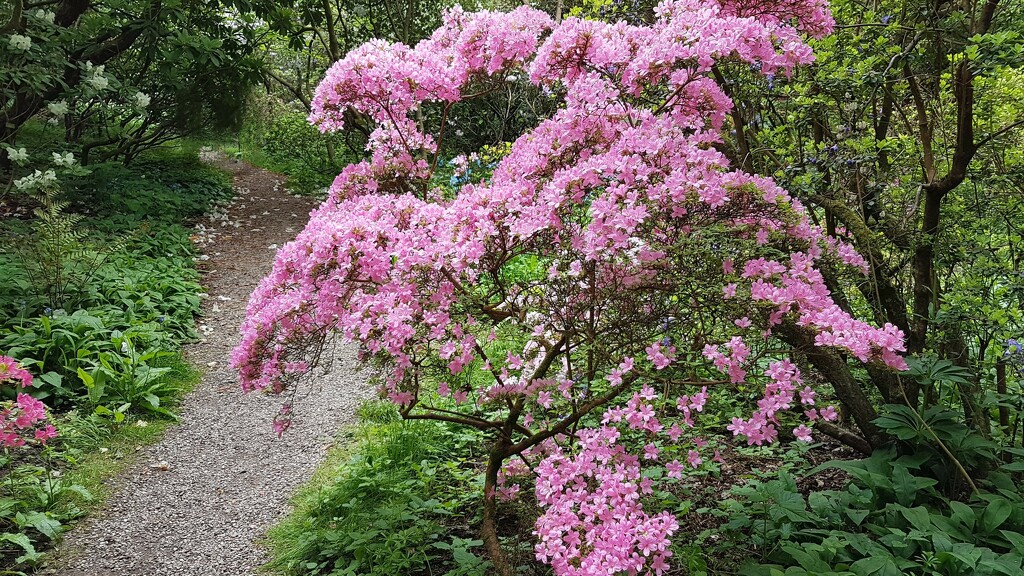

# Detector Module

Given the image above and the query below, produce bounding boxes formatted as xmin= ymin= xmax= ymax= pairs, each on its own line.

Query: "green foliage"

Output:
xmin=873 ymin=404 xmax=1000 ymax=488
xmin=0 ymin=250 xmax=200 ymax=414
xmin=266 ymin=402 xmax=491 ymax=576
xmin=1 ymin=151 xmax=227 ymax=414
xmin=0 ymin=147 xmax=219 ymax=571
xmin=66 ymin=153 xmax=233 ymax=229
xmin=0 ymin=0 xmax=268 ymax=161
xmin=240 ymin=106 xmax=355 ymax=195
xmin=0 ymin=449 xmax=93 ymax=568
xmin=707 ymin=448 xmax=1024 ymax=576
xmin=15 ymin=184 xmax=113 ymax=311
xmin=74 ymin=338 xmax=184 ymax=420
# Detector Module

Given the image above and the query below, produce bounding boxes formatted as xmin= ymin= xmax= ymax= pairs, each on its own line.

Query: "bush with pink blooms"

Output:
xmin=0 ymin=357 xmax=57 ymax=449
xmin=0 ymin=356 xmax=67 ymax=566
xmin=233 ymin=1 xmax=910 ymax=574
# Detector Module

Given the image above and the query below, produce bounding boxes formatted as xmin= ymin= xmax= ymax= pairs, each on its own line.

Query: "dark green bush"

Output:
xmin=708 ymin=446 xmax=1024 ymax=576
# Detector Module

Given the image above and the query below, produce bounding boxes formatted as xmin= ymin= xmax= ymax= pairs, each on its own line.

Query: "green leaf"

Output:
xmin=891 ymin=466 xmax=915 ymax=506
xmin=983 ymin=499 xmax=1014 ymax=533
xmin=76 ymin=367 xmax=93 ymax=387
xmin=808 ymin=492 xmax=832 ymax=516
xmin=898 ymin=506 xmax=931 ymax=532
xmin=38 ymin=371 xmax=63 ymax=389
xmin=980 ymin=557 xmax=1023 ymax=576
xmin=998 ymin=461 xmax=1024 ymax=472
xmin=846 ymin=508 xmax=870 ymax=525
xmin=781 ymin=544 xmax=831 ymax=572
xmin=15 ymin=511 xmax=61 ymax=539
xmin=1002 ymin=531 xmax=1024 ymax=556
xmin=851 ymin=555 xmax=901 ymax=576
xmin=949 ymin=501 xmax=976 ymax=530
xmin=0 ymin=532 xmax=41 ymax=564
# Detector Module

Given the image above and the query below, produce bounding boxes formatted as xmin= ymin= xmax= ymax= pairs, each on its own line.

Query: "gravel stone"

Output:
xmin=44 ymin=158 xmax=371 ymax=575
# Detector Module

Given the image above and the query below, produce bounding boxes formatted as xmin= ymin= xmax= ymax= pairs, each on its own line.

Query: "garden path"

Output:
xmin=43 ymin=157 xmax=371 ymax=575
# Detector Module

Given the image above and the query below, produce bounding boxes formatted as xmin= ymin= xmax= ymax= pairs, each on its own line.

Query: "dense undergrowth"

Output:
xmin=270 ymin=399 xmax=1024 ymax=576
xmin=234 ymin=97 xmax=360 ymax=196
xmin=266 ymin=400 xmax=501 ymax=576
xmin=0 ymin=148 xmax=231 ymax=570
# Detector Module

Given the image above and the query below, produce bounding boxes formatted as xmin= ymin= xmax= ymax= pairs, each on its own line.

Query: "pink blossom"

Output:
xmin=820 ymin=405 xmax=839 ymax=421
xmin=537 ymin=390 xmax=553 ymax=408
xmin=226 ymin=3 xmax=909 ymax=575
xmin=666 ymin=460 xmax=684 ymax=479
xmin=686 ymin=450 xmax=702 ymax=468
xmin=644 ymin=443 xmax=660 ymax=460
xmin=799 ymin=386 xmax=816 ymax=405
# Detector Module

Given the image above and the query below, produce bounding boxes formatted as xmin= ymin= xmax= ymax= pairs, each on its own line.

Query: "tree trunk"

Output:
xmin=776 ymin=322 xmax=886 ymax=449
xmin=481 ymin=441 xmax=512 ymax=576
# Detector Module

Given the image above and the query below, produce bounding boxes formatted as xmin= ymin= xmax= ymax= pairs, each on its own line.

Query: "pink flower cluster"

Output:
xmin=535 ymin=426 xmax=678 ymax=576
xmin=0 ymin=356 xmax=57 ymax=447
xmin=231 ymin=1 xmax=905 ymax=574
xmin=741 ymin=253 xmax=908 ymax=369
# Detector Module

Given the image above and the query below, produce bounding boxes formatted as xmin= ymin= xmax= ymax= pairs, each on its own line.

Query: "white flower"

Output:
xmin=3 ymin=146 xmax=29 ymax=165
xmin=13 ymin=175 xmax=34 ymax=190
xmin=133 ymin=91 xmax=151 ymax=108
xmin=87 ymin=74 xmax=109 ymax=91
xmin=34 ymin=9 xmax=55 ymax=24
xmin=8 ymin=34 xmax=32 ymax=52
xmin=84 ymin=63 xmax=110 ymax=91
xmin=47 ymin=100 xmax=69 ymax=115
xmin=14 ymin=169 xmax=59 ymax=191
xmin=52 ymin=152 xmax=75 ymax=167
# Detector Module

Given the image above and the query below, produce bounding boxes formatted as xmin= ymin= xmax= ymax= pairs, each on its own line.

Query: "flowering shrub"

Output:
xmin=0 ymin=357 xmax=57 ymax=448
xmin=232 ymin=1 xmax=908 ymax=573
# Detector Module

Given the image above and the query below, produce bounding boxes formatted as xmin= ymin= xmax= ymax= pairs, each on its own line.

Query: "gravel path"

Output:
xmin=44 ymin=159 xmax=371 ymax=576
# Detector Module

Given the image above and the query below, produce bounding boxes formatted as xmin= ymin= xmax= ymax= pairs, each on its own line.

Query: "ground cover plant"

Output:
xmin=231 ymin=1 xmax=928 ymax=574
xmin=0 ymin=147 xmax=231 ymax=570
xmin=708 ymin=447 xmax=1024 ymax=576
xmin=267 ymin=400 xmax=496 ymax=576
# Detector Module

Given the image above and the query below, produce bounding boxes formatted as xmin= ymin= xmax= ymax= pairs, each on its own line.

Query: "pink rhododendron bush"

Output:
xmin=0 ymin=357 xmax=58 ymax=448
xmin=232 ymin=0 xmax=908 ymax=573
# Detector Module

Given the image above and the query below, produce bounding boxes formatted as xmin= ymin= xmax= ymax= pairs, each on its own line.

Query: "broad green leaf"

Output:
xmin=983 ymin=499 xmax=1014 ymax=533
xmin=898 ymin=506 xmax=931 ymax=532
xmin=0 ymin=532 xmax=41 ymax=564
xmin=15 ymin=511 xmax=61 ymax=539
xmin=891 ymin=466 xmax=915 ymax=506
xmin=949 ymin=501 xmax=976 ymax=530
